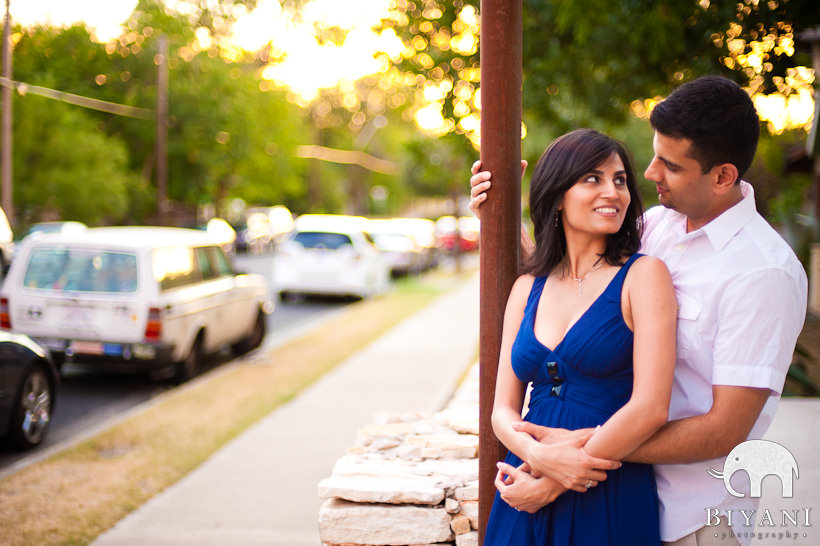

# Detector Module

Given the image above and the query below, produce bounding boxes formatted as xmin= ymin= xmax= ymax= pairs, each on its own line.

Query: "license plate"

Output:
xmin=70 ymin=340 xmax=105 ymax=355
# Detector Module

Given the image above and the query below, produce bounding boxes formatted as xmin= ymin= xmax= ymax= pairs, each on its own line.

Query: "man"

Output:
xmin=469 ymin=76 xmax=808 ymax=545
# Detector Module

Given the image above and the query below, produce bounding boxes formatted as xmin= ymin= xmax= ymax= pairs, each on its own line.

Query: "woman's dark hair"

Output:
xmin=526 ymin=128 xmax=643 ymax=277
xmin=649 ymin=76 xmax=759 ymax=182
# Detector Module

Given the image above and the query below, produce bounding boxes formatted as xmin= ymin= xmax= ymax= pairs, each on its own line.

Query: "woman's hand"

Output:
xmin=495 ymin=461 xmax=567 ymax=513
xmin=468 ymin=160 xmax=528 ymax=219
xmin=469 ymin=161 xmax=492 ymax=219
xmin=515 ymin=422 xmax=621 ymax=492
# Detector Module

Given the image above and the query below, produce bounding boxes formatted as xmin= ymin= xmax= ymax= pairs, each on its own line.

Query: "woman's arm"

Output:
xmin=490 ymin=275 xmax=537 ymax=460
xmin=581 ymin=256 xmax=677 ymax=460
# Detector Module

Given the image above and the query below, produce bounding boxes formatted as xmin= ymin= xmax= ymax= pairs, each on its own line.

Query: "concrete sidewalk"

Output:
xmin=93 ymin=272 xmax=480 ymax=545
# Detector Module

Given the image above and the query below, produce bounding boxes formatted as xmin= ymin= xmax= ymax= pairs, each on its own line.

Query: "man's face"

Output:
xmin=644 ymin=131 xmax=717 ymax=230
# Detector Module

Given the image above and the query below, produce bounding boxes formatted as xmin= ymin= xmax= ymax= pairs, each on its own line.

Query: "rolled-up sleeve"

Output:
xmin=711 ymin=267 xmax=807 ymax=393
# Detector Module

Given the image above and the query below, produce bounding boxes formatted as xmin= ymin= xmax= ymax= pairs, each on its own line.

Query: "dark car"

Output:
xmin=0 ymin=332 xmax=58 ymax=449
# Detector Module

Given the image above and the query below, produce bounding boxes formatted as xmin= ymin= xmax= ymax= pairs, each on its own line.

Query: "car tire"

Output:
xmin=8 ymin=363 xmax=54 ymax=449
xmin=232 ymin=311 xmax=265 ymax=355
xmin=176 ymin=335 xmax=203 ymax=383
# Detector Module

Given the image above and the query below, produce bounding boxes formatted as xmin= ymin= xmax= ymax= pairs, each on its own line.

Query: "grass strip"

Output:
xmin=0 ymin=267 xmax=473 ymax=545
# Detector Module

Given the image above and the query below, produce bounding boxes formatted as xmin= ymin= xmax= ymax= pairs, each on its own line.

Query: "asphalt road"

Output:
xmin=0 ymin=252 xmax=350 ymax=474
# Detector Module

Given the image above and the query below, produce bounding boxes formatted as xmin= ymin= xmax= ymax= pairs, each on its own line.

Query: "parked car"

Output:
xmin=248 ymin=205 xmax=294 ymax=246
xmin=367 ymin=218 xmax=436 ymax=277
xmin=233 ymin=211 xmax=273 ymax=254
xmin=435 ymin=215 xmax=480 ymax=252
xmin=203 ymin=218 xmax=237 ymax=255
xmin=0 ymin=332 xmax=58 ymax=449
xmin=24 ymin=221 xmax=88 ymax=238
xmin=273 ymin=214 xmax=390 ymax=300
xmin=0 ymin=206 xmax=14 ymax=271
xmin=0 ymin=227 xmax=273 ymax=382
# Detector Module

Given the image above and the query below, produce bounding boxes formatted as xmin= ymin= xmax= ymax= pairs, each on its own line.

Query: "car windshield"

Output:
xmin=292 ymin=231 xmax=353 ymax=250
xmin=22 ymin=248 xmax=139 ymax=293
xmin=371 ymin=233 xmax=413 ymax=252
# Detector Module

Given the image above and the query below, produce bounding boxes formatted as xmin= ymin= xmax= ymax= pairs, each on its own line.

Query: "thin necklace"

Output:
xmin=568 ymin=256 xmax=604 ymax=298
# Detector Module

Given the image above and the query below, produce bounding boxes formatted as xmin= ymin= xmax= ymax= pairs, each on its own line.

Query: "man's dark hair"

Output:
xmin=650 ymin=76 xmax=760 ymax=182
xmin=526 ymin=128 xmax=643 ymax=277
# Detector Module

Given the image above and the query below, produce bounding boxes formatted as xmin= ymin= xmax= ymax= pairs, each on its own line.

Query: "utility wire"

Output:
xmin=0 ymin=76 xmax=154 ymax=120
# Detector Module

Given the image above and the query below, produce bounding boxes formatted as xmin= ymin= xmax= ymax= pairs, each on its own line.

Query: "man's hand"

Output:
xmin=514 ymin=421 xmax=621 ymax=492
xmin=495 ymin=462 xmax=567 ymax=513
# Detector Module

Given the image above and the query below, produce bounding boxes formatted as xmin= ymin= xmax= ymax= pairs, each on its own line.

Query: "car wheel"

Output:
xmin=8 ymin=364 xmax=53 ymax=449
xmin=280 ymin=291 xmax=305 ymax=303
xmin=232 ymin=311 xmax=265 ymax=355
xmin=176 ymin=335 xmax=203 ymax=383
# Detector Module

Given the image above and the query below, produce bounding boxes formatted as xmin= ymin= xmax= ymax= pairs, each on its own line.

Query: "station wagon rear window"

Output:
xmin=23 ymin=248 xmax=138 ymax=293
xmin=293 ymin=231 xmax=353 ymax=250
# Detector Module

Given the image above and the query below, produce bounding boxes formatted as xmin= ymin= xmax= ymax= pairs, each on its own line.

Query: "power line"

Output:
xmin=0 ymin=77 xmax=154 ymax=120
xmin=295 ymin=144 xmax=396 ymax=174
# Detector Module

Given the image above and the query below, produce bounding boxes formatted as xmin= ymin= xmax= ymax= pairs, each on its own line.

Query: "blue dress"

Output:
xmin=484 ymin=253 xmax=661 ymax=546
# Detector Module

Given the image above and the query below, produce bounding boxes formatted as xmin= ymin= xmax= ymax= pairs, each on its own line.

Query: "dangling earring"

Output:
xmin=554 ymin=214 xmax=560 ymax=229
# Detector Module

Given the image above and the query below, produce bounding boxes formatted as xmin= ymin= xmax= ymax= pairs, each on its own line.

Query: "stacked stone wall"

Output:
xmin=318 ymin=365 xmax=480 ymax=546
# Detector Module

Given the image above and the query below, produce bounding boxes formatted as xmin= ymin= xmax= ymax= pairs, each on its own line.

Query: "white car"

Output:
xmin=273 ymin=214 xmax=390 ymax=300
xmin=0 ymin=227 xmax=273 ymax=382
xmin=367 ymin=218 xmax=438 ymax=276
xmin=0 ymin=205 xmax=14 ymax=271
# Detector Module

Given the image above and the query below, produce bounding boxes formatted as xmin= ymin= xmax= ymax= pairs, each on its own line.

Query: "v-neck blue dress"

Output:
xmin=484 ymin=253 xmax=661 ymax=546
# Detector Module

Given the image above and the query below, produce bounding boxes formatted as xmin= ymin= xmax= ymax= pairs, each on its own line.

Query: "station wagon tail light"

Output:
xmin=144 ymin=307 xmax=162 ymax=341
xmin=0 ymin=297 xmax=10 ymax=330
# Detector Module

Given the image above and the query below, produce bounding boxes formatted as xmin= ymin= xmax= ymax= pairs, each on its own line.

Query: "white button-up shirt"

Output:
xmin=640 ymin=182 xmax=808 ymax=544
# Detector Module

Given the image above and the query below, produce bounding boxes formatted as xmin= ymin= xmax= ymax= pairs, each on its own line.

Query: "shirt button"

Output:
xmin=675 ymin=244 xmax=684 ymax=251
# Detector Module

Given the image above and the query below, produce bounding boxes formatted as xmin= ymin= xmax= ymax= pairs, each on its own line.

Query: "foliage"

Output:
xmin=8 ymin=2 xmax=313 ymax=226
xmin=12 ymin=92 xmax=138 ymax=227
xmin=379 ymin=0 xmax=818 ymax=136
xmin=378 ymin=1 xmax=481 ymax=144
xmin=5 ymin=0 xmax=818 ymax=227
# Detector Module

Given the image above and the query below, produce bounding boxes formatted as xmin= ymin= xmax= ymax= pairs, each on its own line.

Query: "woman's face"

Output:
xmin=559 ymin=152 xmax=631 ymax=237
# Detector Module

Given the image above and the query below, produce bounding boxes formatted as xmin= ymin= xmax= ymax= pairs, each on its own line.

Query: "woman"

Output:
xmin=481 ymin=129 xmax=677 ymax=545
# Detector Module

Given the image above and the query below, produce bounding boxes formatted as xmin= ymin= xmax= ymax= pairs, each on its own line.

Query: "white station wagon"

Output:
xmin=0 ymin=227 xmax=272 ymax=381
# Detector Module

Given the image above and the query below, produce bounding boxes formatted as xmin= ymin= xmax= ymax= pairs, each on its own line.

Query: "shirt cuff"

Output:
xmin=712 ymin=363 xmax=787 ymax=395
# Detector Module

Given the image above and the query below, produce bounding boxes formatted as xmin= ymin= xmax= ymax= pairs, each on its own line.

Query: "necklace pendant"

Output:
xmin=577 ymin=279 xmax=583 ymax=298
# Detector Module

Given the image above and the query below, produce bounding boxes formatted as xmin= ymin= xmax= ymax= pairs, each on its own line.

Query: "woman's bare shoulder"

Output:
xmin=625 ymin=255 xmax=674 ymax=296
xmin=629 ymin=255 xmax=670 ymax=277
xmin=506 ymin=273 xmax=537 ymax=305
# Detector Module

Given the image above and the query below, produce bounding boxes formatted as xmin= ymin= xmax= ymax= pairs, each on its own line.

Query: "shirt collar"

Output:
xmin=699 ymin=181 xmax=757 ymax=250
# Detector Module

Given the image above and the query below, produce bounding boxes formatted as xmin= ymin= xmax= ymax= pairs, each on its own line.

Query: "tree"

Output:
xmin=10 ymin=25 xmax=144 ymax=227
xmin=12 ymin=93 xmax=138 ymax=226
xmin=379 ymin=0 xmax=818 ymax=136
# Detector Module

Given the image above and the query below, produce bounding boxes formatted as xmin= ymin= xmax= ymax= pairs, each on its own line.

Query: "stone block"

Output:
xmin=435 ymin=408 xmax=479 ymax=435
xmin=454 ymin=480 xmax=479 ymax=501
xmin=445 ymin=497 xmax=461 ymax=513
xmin=319 ymin=499 xmax=454 ymax=545
xmin=332 ymin=454 xmax=418 ymax=479
xmin=450 ymin=513 xmax=471 ymax=535
xmin=407 ymin=433 xmax=478 ymax=460
xmin=456 ymin=531 xmax=478 ymax=546
xmin=413 ymin=458 xmax=479 ymax=489
xmin=460 ymin=500 xmax=479 ymax=529
xmin=318 ymin=475 xmax=445 ymax=505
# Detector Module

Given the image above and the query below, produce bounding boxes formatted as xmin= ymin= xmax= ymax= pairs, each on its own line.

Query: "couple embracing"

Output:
xmin=469 ymin=76 xmax=808 ymax=545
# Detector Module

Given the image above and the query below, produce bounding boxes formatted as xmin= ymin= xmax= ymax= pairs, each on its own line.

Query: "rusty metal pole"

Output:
xmin=478 ymin=1 xmax=522 ymax=543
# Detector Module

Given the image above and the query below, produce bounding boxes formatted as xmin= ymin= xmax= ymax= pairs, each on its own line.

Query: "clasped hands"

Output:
xmin=495 ymin=422 xmax=622 ymax=513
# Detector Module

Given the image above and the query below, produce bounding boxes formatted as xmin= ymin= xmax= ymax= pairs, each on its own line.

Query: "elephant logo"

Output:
xmin=707 ymin=440 xmax=798 ymax=498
